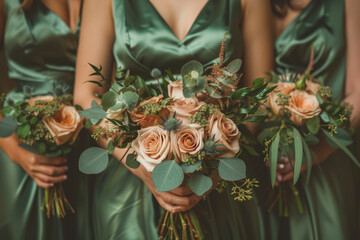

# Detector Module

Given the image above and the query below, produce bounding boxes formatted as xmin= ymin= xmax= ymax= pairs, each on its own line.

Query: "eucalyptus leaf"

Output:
xmin=29 ymin=116 xmax=38 ymax=125
xmin=188 ymin=174 xmax=213 ymax=196
xmin=218 ymin=158 xmax=246 ymax=181
xmin=181 ymin=60 xmax=203 ymax=77
xmin=302 ymin=137 xmax=312 ymax=185
xmin=122 ymin=92 xmax=139 ymax=111
xmin=126 ymin=154 xmax=140 ymax=169
xmin=304 ymin=134 xmax=320 ymax=145
xmin=1 ymin=106 xmax=13 ymax=115
xmin=320 ymin=112 xmax=331 ymax=123
xmin=80 ymin=100 xmax=107 ymax=120
xmin=101 ymin=91 xmax=117 ymax=110
xmin=79 ymin=147 xmax=109 ymax=174
xmin=0 ymin=116 xmax=17 ymax=138
xmin=327 ymin=128 xmax=353 ymax=147
xmin=205 ymin=85 xmax=222 ymax=99
xmin=181 ymin=161 xmax=202 ymax=173
xmin=292 ymin=127 xmax=303 ymax=184
xmin=270 ymin=134 xmax=280 ymax=187
xmin=306 ymin=116 xmax=320 ymax=135
xmin=37 ymin=142 xmax=46 ymax=154
xmin=46 ymin=149 xmax=62 ymax=158
xmin=16 ymin=123 xmax=30 ymax=139
xmin=227 ymin=59 xmax=242 ymax=73
xmin=152 ymin=160 xmax=184 ymax=192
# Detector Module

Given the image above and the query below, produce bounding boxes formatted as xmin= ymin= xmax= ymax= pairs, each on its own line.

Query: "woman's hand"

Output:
xmin=1 ymin=135 xmax=68 ymax=189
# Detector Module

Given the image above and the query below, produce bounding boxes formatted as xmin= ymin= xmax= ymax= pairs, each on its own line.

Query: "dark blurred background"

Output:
xmin=0 ymin=50 xmax=13 ymax=93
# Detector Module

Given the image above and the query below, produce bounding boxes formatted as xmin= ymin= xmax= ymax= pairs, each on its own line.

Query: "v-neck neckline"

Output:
xmin=276 ymin=0 xmax=316 ymax=42
xmin=39 ymin=0 xmax=82 ymax=34
xmin=146 ymin=0 xmax=211 ymax=43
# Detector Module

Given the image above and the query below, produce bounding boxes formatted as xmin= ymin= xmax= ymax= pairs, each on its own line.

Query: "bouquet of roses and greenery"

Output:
xmin=258 ymin=52 xmax=358 ymax=217
xmin=78 ymin=35 xmax=273 ymax=239
xmin=0 ymin=89 xmax=83 ymax=218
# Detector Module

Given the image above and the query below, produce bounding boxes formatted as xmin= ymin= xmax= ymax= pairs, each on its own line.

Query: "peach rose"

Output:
xmin=26 ymin=96 xmax=54 ymax=107
xmin=168 ymin=80 xmax=184 ymax=99
xmin=170 ymin=124 xmax=204 ymax=162
xmin=287 ymin=90 xmax=321 ymax=126
xmin=268 ymin=81 xmax=296 ymax=115
xmin=167 ymin=97 xmax=205 ymax=125
xmin=130 ymin=95 xmax=167 ymax=128
xmin=42 ymin=106 xmax=83 ymax=145
xmin=131 ymin=126 xmax=171 ymax=172
xmin=305 ymin=80 xmax=321 ymax=95
xmin=208 ymin=111 xmax=241 ymax=158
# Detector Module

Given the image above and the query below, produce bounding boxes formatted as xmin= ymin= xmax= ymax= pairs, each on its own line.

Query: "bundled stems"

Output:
xmin=41 ymin=183 xmax=74 ymax=219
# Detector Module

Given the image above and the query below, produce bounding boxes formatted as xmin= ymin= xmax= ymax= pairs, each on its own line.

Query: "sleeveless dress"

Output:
xmin=91 ymin=0 xmax=264 ymax=239
xmin=0 ymin=1 xmax=92 ymax=239
xmin=264 ymin=0 xmax=360 ymax=239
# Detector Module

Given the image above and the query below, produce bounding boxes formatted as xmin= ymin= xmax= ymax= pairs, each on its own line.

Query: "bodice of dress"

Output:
xmin=112 ymin=0 xmax=243 ymax=80
xmin=275 ymin=0 xmax=345 ymax=100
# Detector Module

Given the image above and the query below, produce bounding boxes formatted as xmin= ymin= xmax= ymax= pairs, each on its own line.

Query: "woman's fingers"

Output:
xmin=38 ymin=156 xmax=68 ymax=166
xmin=169 ymin=186 xmax=193 ymax=196
xmin=155 ymin=195 xmax=177 ymax=212
xmin=33 ymin=172 xmax=67 ymax=184
xmin=33 ymin=165 xmax=68 ymax=176
xmin=33 ymin=179 xmax=54 ymax=189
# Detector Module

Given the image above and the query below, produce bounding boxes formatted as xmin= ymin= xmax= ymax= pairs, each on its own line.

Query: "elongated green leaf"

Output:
xmin=46 ymin=149 xmax=62 ymax=158
xmin=227 ymin=59 xmax=242 ymax=73
xmin=181 ymin=161 xmax=202 ymax=173
xmin=292 ymin=127 xmax=303 ymax=184
xmin=152 ymin=160 xmax=184 ymax=192
xmin=80 ymin=100 xmax=107 ymax=120
xmin=79 ymin=147 xmax=109 ymax=174
xmin=218 ymin=158 xmax=246 ymax=181
xmin=18 ymin=143 xmax=40 ymax=155
xmin=85 ymin=80 xmax=103 ymax=87
xmin=302 ymin=137 xmax=312 ymax=185
xmin=326 ymin=128 xmax=353 ymax=147
xmin=322 ymin=129 xmax=360 ymax=167
xmin=188 ymin=175 xmax=213 ymax=196
xmin=270 ymin=134 xmax=280 ymax=187
xmin=0 ymin=116 xmax=17 ymax=138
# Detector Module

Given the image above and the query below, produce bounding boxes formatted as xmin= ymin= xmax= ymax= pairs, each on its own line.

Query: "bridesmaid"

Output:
xmin=264 ymin=0 xmax=360 ymax=239
xmin=0 ymin=0 xmax=92 ymax=239
xmin=74 ymin=0 xmax=273 ymax=239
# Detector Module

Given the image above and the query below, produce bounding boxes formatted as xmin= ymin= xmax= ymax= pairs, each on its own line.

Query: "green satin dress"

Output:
xmin=91 ymin=0 xmax=264 ymax=239
xmin=0 ymin=1 xmax=92 ymax=239
xmin=264 ymin=0 xmax=360 ymax=239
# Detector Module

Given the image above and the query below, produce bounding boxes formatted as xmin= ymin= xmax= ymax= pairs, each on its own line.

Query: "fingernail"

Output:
xmin=50 ymin=183 xmax=54 ymax=187
xmin=279 ymin=164 xmax=285 ymax=169
xmin=63 ymin=175 xmax=68 ymax=180
xmin=277 ymin=175 xmax=282 ymax=182
xmin=65 ymin=166 xmax=68 ymax=171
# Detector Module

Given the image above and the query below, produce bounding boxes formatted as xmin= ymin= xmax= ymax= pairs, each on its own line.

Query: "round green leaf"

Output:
xmin=79 ymin=147 xmax=109 ymax=174
xmin=80 ymin=100 xmax=107 ymax=120
xmin=122 ymin=92 xmax=139 ymax=111
xmin=218 ymin=158 xmax=246 ymax=181
xmin=306 ymin=116 xmax=320 ymax=135
xmin=126 ymin=153 xmax=140 ymax=169
xmin=29 ymin=116 xmax=39 ymax=125
xmin=181 ymin=161 xmax=202 ymax=173
xmin=188 ymin=174 xmax=213 ymax=196
xmin=181 ymin=60 xmax=203 ymax=77
xmin=101 ymin=91 xmax=117 ymax=110
xmin=0 ymin=116 xmax=17 ymax=138
xmin=37 ymin=142 xmax=46 ymax=154
xmin=16 ymin=123 xmax=30 ymax=139
xmin=152 ymin=160 xmax=184 ymax=192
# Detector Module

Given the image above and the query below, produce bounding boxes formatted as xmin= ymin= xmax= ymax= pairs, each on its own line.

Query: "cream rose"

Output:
xmin=167 ymin=97 xmax=205 ymax=125
xmin=131 ymin=126 xmax=171 ymax=172
xmin=171 ymin=124 xmax=204 ymax=162
xmin=27 ymin=95 xmax=54 ymax=107
xmin=130 ymin=95 xmax=168 ymax=128
xmin=168 ymin=80 xmax=184 ymax=99
xmin=287 ymin=90 xmax=321 ymax=126
xmin=42 ymin=106 xmax=83 ymax=145
xmin=268 ymin=81 xmax=296 ymax=115
xmin=208 ymin=111 xmax=241 ymax=158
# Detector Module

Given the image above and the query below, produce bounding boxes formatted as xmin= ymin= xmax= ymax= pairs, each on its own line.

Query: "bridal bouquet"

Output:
xmin=258 ymin=52 xmax=358 ymax=216
xmin=0 ymin=92 xmax=83 ymax=218
xmin=79 ymin=35 xmax=272 ymax=239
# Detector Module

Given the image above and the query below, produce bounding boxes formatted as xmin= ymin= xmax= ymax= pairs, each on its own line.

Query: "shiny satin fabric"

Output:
xmin=96 ymin=0 xmax=265 ymax=239
xmin=0 ymin=0 xmax=92 ymax=239
xmin=263 ymin=0 xmax=360 ymax=239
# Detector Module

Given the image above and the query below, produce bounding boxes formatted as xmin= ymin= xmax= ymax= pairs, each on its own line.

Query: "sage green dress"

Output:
xmin=264 ymin=0 xmax=360 ymax=239
xmin=90 ymin=0 xmax=264 ymax=239
xmin=0 ymin=1 xmax=92 ymax=239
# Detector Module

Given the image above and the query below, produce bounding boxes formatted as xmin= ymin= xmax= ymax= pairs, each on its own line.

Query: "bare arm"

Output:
xmin=241 ymin=0 xmax=274 ymax=86
xmin=75 ymin=0 xmax=200 ymax=212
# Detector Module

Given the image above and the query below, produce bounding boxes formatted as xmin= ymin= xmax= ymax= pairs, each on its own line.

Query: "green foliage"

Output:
xmin=126 ymin=153 xmax=140 ymax=169
xmin=79 ymin=147 xmax=109 ymax=174
xmin=292 ymin=127 xmax=303 ymax=184
xmin=80 ymin=100 xmax=107 ymax=120
xmin=218 ymin=158 xmax=246 ymax=181
xmin=181 ymin=161 xmax=202 ymax=173
xmin=226 ymin=59 xmax=242 ymax=74
xmin=152 ymin=160 xmax=184 ymax=192
xmin=270 ymin=134 xmax=280 ymax=187
xmin=306 ymin=116 xmax=320 ymax=135
xmin=122 ymin=92 xmax=139 ymax=111
xmin=16 ymin=123 xmax=30 ymax=139
xmin=101 ymin=91 xmax=117 ymax=110
xmin=188 ymin=174 xmax=213 ymax=196
xmin=0 ymin=116 xmax=17 ymax=138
